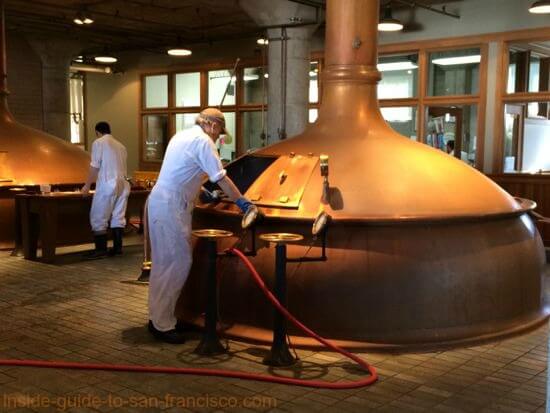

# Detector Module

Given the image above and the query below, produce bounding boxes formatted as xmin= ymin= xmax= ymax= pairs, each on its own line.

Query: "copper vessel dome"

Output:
xmin=178 ymin=0 xmax=547 ymax=348
xmin=0 ymin=3 xmax=89 ymax=249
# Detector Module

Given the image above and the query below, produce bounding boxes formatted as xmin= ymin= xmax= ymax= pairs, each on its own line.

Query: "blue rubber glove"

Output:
xmin=235 ymin=197 xmax=253 ymax=213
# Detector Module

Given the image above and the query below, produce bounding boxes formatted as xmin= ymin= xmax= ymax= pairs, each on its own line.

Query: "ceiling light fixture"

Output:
xmin=73 ymin=11 xmax=94 ymax=25
xmin=529 ymin=0 xmax=550 ymax=13
xmin=432 ymin=55 xmax=481 ymax=66
xmin=95 ymin=55 xmax=117 ymax=64
xmin=167 ymin=48 xmax=192 ymax=57
xmin=377 ymin=61 xmax=418 ymax=71
xmin=378 ymin=7 xmax=403 ymax=32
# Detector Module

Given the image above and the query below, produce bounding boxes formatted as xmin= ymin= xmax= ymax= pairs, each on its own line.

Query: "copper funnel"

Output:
xmin=179 ymin=0 xmax=547 ymax=349
xmin=0 ymin=1 xmax=90 ymax=248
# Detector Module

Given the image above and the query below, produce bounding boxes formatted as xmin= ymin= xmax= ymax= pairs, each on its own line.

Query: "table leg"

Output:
xmin=39 ymin=201 xmax=58 ymax=263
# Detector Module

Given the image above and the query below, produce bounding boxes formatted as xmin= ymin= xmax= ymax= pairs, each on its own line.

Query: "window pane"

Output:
xmin=175 ymin=72 xmax=200 ymax=107
xmin=425 ymin=105 xmax=477 ymax=166
xmin=309 ymin=108 xmax=318 ymax=123
xmin=209 ymin=70 xmax=235 ymax=106
xmin=309 ymin=62 xmax=319 ymax=103
xmin=428 ymin=48 xmax=480 ymax=96
xmin=243 ymin=67 xmax=267 ymax=104
xmin=508 ymin=43 xmax=550 ymax=93
xmin=504 ymin=102 xmax=550 ymax=173
xmin=242 ymin=111 xmax=267 ymax=152
xmin=175 ymin=113 xmax=199 ymax=133
xmin=69 ymin=75 xmax=84 ymax=145
xmin=378 ymin=53 xmax=418 ymax=99
xmin=143 ymin=115 xmax=168 ymax=161
xmin=218 ymin=112 xmax=236 ymax=161
xmin=145 ymin=75 xmax=168 ymax=108
xmin=381 ymin=107 xmax=417 ymax=140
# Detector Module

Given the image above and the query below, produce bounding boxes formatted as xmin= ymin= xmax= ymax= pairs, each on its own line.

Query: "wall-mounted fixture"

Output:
xmin=378 ymin=6 xmax=403 ymax=31
xmin=73 ymin=11 xmax=93 ymax=25
xmin=70 ymin=63 xmax=112 ymax=74
xmin=257 ymin=37 xmax=269 ymax=45
xmin=529 ymin=0 xmax=550 ymax=13
xmin=167 ymin=48 xmax=192 ymax=56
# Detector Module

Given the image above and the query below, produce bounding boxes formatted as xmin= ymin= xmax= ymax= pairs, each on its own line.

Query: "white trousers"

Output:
xmin=90 ymin=179 xmax=131 ymax=233
xmin=147 ymin=186 xmax=193 ymax=332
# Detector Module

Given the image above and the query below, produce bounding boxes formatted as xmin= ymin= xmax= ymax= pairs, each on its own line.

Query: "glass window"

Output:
xmin=243 ymin=67 xmax=267 ymax=104
xmin=69 ymin=75 xmax=84 ymax=145
xmin=143 ymin=114 xmax=168 ymax=161
xmin=309 ymin=108 xmax=318 ymax=123
xmin=428 ymin=48 xmax=480 ymax=96
xmin=242 ymin=111 xmax=267 ymax=152
xmin=218 ymin=112 xmax=236 ymax=162
xmin=175 ymin=113 xmax=199 ymax=133
xmin=508 ymin=44 xmax=550 ymax=93
xmin=381 ymin=107 xmax=417 ymax=140
xmin=309 ymin=62 xmax=319 ymax=103
xmin=175 ymin=72 xmax=200 ymax=107
xmin=504 ymin=102 xmax=550 ymax=173
xmin=378 ymin=53 xmax=418 ymax=99
xmin=145 ymin=74 xmax=168 ymax=108
xmin=425 ymin=105 xmax=478 ymax=166
xmin=208 ymin=70 xmax=235 ymax=106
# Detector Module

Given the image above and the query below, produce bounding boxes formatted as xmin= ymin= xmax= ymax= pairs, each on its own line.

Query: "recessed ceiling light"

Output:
xmin=529 ymin=0 xmax=550 ymax=13
xmin=432 ymin=55 xmax=481 ymax=66
xmin=167 ymin=48 xmax=192 ymax=57
xmin=73 ymin=11 xmax=93 ymax=25
xmin=95 ymin=56 xmax=117 ymax=63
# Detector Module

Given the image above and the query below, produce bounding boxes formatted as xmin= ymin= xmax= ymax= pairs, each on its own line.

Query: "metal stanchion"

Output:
xmin=259 ymin=232 xmax=304 ymax=367
xmin=192 ymin=229 xmax=233 ymax=356
xmin=137 ymin=197 xmax=151 ymax=283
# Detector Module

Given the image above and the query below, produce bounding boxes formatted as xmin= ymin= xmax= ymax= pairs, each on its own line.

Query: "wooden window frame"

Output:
xmin=493 ymin=28 xmax=550 ymax=173
xmin=139 ymin=58 xmax=266 ymax=169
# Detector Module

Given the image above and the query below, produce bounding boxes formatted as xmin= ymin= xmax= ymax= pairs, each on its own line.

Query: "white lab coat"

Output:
xmin=89 ymin=134 xmax=130 ymax=233
xmin=148 ymin=125 xmax=226 ymax=332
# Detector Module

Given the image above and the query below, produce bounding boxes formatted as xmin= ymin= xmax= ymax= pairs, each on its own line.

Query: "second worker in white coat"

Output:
xmin=147 ymin=108 xmax=254 ymax=344
xmin=82 ymin=121 xmax=130 ymax=259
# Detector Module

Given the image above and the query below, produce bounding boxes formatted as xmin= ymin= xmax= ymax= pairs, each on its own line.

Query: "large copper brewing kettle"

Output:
xmin=178 ymin=0 xmax=547 ymax=348
xmin=0 ymin=3 xmax=89 ymax=249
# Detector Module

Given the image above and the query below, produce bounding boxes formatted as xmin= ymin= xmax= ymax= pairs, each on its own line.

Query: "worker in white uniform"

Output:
xmin=147 ymin=108 xmax=254 ymax=344
xmin=82 ymin=121 xmax=130 ymax=259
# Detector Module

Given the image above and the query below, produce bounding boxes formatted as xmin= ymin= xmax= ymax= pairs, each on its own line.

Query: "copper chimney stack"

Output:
xmin=0 ymin=0 xmax=90 ymax=248
xmin=181 ymin=0 xmax=547 ymax=349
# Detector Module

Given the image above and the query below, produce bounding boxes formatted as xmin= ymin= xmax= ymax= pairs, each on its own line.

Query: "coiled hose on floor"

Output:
xmin=0 ymin=248 xmax=377 ymax=389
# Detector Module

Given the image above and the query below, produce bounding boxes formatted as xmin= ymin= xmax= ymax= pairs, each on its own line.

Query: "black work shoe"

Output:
xmin=148 ymin=321 xmax=186 ymax=344
xmin=108 ymin=227 xmax=124 ymax=256
xmin=84 ymin=234 xmax=108 ymax=260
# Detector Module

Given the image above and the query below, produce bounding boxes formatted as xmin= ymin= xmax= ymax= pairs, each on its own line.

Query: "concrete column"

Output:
xmin=240 ymin=0 xmax=321 ymax=144
xmin=28 ymin=39 xmax=81 ymax=141
xmin=267 ymin=25 xmax=316 ymax=143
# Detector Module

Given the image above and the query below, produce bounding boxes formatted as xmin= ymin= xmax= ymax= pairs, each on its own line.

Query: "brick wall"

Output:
xmin=6 ymin=33 xmax=43 ymax=130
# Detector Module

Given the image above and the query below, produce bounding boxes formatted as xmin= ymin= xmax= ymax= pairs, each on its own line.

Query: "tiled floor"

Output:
xmin=0 ymin=241 xmax=546 ymax=412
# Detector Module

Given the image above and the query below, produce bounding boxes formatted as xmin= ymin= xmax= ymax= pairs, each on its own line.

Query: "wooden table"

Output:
xmin=17 ymin=190 xmax=149 ymax=263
